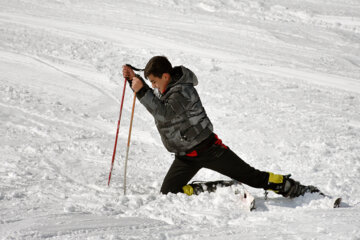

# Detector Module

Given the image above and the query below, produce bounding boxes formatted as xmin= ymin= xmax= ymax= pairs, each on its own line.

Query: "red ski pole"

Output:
xmin=123 ymin=93 xmax=136 ymax=195
xmin=108 ymin=77 xmax=127 ymax=186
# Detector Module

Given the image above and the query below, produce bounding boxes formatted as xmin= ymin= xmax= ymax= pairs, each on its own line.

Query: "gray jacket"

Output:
xmin=137 ymin=66 xmax=213 ymax=155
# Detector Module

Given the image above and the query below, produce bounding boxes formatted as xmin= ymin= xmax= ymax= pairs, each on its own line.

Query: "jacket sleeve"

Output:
xmin=138 ymin=87 xmax=191 ymax=122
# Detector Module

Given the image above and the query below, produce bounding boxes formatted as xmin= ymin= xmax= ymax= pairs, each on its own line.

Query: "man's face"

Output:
xmin=148 ymin=73 xmax=170 ymax=94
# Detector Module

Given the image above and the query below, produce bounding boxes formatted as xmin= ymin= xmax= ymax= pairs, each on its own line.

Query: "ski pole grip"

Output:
xmin=125 ymin=64 xmax=144 ymax=72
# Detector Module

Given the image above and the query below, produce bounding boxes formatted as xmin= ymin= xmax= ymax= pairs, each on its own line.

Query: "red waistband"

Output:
xmin=186 ymin=134 xmax=228 ymax=157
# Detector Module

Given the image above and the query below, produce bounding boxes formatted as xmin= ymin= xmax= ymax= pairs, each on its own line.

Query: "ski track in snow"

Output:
xmin=1 ymin=0 xmax=360 ymax=239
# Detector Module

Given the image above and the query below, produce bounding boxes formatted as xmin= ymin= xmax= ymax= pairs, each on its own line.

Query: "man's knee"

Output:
xmin=160 ymin=182 xmax=183 ymax=195
xmin=160 ymin=185 xmax=170 ymax=194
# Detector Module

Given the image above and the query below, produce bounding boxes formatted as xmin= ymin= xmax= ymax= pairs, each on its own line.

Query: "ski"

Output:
xmin=189 ymin=180 xmax=256 ymax=211
xmin=264 ymin=188 xmax=343 ymax=209
xmin=323 ymin=195 xmax=342 ymax=208
xmin=283 ymin=181 xmax=343 ymax=209
xmin=333 ymin=197 xmax=342 ymax=208
xmin=309 ymin=193 xmax=343 ymax=208
xmin=238 ymin=185 xmax=256 ymax=211
xmin=318 ymin=192 xmax=343 ymax=208
xmin=189 ymin=180 xmax=341 ymax=210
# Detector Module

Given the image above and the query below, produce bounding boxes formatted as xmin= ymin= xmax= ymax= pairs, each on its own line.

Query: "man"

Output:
xmin=122 ymin=56 xmax=318 ymax=197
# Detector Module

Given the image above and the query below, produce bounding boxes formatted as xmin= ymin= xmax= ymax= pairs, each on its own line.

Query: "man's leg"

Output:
xmin=160 ymin=156 xmax=201 ymax=194
xmin=199 ymin=145 xmax=269 ymax=189
xmin=198 ymin=145 xmax=316 ymax=198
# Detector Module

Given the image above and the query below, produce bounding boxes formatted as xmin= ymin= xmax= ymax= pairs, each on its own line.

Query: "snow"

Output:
xmin=1 ymin=0 xmax=360 ymax=239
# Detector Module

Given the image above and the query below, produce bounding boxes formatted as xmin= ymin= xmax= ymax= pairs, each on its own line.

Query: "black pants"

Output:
xmin=160 ymin=135 xmax=270 ymax=194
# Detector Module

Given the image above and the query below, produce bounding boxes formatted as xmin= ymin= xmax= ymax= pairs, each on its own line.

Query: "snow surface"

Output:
xmin=1 ymin=0 xmax=360 ymax=239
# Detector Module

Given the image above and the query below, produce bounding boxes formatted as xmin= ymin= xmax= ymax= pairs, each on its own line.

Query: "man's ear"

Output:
xmin=162 ymin=73 xmax=171 ymax=81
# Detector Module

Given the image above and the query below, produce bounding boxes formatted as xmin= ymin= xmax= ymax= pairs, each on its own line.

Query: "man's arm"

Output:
xmin=122 ymin=68 xmax=190 ymax=121
xmin=138 ymin=88 xmax=191 ymax=122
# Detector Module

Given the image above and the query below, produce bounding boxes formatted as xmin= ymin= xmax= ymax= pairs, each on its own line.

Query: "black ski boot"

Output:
xmin=267 ymin=173 xmax=321 ymax=198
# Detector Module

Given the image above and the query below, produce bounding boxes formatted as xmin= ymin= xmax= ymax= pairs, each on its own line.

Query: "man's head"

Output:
xmin=144 ymin=56 xmax=172 ymax=93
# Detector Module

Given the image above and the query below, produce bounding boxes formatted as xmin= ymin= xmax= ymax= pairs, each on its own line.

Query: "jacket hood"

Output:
xmin=170 ymin=66 xmax=198 ymax=87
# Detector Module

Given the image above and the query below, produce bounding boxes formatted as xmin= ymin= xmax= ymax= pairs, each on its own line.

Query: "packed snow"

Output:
xmin=1 ymin=0 xmax=360 ymax=239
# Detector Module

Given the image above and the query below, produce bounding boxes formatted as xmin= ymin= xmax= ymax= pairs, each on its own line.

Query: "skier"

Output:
xmin=122 ymin=56 xmax=318 ymax=198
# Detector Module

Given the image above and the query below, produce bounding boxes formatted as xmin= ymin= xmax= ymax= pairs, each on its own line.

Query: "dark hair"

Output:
xmin=144 ymin=56 xmax=172 ymax=79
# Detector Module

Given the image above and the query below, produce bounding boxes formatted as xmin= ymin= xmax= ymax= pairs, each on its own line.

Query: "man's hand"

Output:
xmin=122 ymin=65 xmax=135 ymax=80
xmin=131 ymin=77 xmax=144 ymax=93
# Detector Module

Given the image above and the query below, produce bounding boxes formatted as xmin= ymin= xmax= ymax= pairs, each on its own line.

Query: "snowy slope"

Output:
xmin=1 ymin=0 xmax=360 ymax=239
